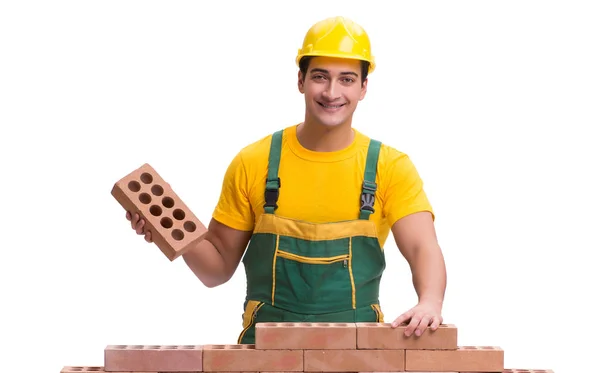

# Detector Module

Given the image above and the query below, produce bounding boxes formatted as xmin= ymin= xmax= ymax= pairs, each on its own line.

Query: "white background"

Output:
xmin=1 ymin=1 xmax=599 ymax=373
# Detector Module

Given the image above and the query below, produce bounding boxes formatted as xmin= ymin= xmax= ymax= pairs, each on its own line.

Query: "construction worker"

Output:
xmin=126 ymin=16 xmax=447 ymax=344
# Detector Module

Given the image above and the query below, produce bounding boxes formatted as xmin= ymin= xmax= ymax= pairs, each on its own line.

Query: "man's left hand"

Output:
xmin=391 ymin=300 xmax=443 ymax=337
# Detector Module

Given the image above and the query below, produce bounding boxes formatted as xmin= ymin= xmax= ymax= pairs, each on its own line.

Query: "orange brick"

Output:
xmin=304 ymin=349 xmax=405 ymax=372
xmin=255 ymin=322 xmax=356 ymax=349
xmin=103 ymin=344 xmax=203 ymax=372
xmin=61 ymin=368 xmax=164 ymax=373
xmin=405 ymin=346 xmax=504 ymax=372
xmin=356 ymin=322 xmax=457 ymax=349
xmin=111 ymin=163 xmax=208 ymax=261
xmin=202 ymin=344 xmax=303 ymax=372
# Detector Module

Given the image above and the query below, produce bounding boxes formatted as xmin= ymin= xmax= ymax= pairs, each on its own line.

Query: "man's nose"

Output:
xmin=323 ymin=82 xmax=340 ymax=100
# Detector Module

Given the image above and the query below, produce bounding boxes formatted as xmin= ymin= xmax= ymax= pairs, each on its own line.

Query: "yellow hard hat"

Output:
xmin=296 ymin=16 xmax=375 ymax=73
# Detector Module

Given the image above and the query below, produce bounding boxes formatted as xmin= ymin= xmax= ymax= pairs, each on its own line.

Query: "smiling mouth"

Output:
xmin=318 ymin=102 xmax=346 ymax=109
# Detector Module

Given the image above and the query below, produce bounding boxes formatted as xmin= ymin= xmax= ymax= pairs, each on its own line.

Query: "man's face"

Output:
xmin=298 ymin=56 xmax=367 ymax=129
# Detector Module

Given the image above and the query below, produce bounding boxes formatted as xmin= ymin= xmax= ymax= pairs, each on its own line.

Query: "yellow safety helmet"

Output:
xmin=296 ymin=16 xmax=375 ymax=74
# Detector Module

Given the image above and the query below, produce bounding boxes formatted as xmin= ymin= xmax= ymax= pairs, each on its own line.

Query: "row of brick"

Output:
xmin=102 ymin=344 xmax=504 ymax=372
xmin=255 ymin=322 xmax=458 ymax=350
xmin=61 ymin=367 xmax=554 ymax=373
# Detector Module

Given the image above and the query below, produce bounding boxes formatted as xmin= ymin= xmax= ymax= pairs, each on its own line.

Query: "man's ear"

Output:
xmin=298 ymin=70 xmax=305 ymax=93
xmin=359 ymin=77 xmax=368 ymax=100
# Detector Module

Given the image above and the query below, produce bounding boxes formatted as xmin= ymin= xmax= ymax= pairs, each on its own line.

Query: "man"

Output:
xmin=126 ymin=16 xmax=447 ymax=344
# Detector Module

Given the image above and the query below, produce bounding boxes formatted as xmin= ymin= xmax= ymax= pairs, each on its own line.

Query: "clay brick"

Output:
xmin=104 ymin=344 xmax=203 ymax=372
xmin=255 ymin=322 xmax=357 ymax=349
xmin=202 ymin=344 xmax=303 ymax=372
xmin=111 ymin=163 xmax=208 ymax=261
xmin=406 ymin=346 xmax=504 ymax=372
xmin=304 ymin=349 xmax=405 ymax=372
xmin=461 ymin=370 xmax=554 ymax=373
xmin=61 ymin=368 xmax=167 ymax=373
xmin=356 ymin=322 xmax=457 ymax=350
xmin=498 ymin=370 xmax=554 ymax=373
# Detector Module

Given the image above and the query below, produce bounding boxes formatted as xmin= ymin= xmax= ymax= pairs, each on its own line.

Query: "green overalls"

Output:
xmin=237 ymin=129 xmax=387 ymax=344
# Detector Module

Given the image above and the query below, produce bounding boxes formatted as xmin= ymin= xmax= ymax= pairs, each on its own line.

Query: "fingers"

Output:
xmin=404 ymin=313 xmax=422 ymax=336
xmin=135 ymin=216 xmax=145 ymax=234
xmin=404 ymin=314 xmax=442 ymax=337
xmin=414 ymin=315 xmax=432 ymax=337
xmin=392 ymin=310 xmax=413 ymax=328
xmin=126 ymin=212 xmax=151 ymax=242
xmin=430 ymin=316 xmax=442 ymax=330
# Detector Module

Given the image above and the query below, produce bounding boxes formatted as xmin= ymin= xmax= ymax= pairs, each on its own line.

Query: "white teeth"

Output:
xmin=322 ymin=103 xmax=343 ymax=108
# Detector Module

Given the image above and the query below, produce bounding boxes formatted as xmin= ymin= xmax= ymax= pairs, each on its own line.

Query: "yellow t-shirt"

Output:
xmin=212 ymin=124 xmax=434 ymax=248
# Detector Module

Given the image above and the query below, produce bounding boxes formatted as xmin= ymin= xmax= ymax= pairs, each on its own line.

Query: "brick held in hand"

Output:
xmin=111 ymin=163 xmax=208 ymax=261
xmin=356 ymin=322 xmax=458 ymax=349
xmin=103 ymin=344 xmax=203 ymax=372
xmin=255 ymin=322 xmax=357 ymax=350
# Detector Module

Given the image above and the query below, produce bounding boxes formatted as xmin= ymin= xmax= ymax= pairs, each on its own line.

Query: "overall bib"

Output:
xmin=237 ymin=129 xmax=387 ymax=344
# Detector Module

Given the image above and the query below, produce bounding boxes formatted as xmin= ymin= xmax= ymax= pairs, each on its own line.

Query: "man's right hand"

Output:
xmin=126 ymin=211 xmax=153 ymax=243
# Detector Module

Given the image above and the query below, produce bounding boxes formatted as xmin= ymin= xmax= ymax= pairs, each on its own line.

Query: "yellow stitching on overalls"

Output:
xmin=370 ymin=304 xmax=384 ymax=322
xmin=237 ymin=301 xmax=264 ymax=344
xmin=271 ymin=235 xmax=279 ymax=305
xmin=276 ymin=250 xmax=349 ymax=264
xmin=348 ymin=238 xmax=356 ymax=309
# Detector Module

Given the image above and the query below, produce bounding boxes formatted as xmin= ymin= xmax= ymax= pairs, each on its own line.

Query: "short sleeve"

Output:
xmin=212 ymin=151 xmax=255 ymax=231
xmin=381 ymin=150 xmax=435 ymax=226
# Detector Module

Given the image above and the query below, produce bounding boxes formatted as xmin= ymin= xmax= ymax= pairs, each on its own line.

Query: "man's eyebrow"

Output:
xmin=309 ymin=68 xmax=359 ymax=77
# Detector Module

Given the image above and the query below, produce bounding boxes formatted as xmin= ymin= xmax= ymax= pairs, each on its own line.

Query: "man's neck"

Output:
xmin=296 ymin=120 xmax=355 ymax=152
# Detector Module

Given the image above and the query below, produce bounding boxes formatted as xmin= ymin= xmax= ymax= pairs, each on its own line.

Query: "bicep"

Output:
xmin=381 ymin=150 xmax=435 ymax=229
xmin=391 ymin=211 xmax=437 ymax=262
xmin=207 ymin=218 xmax=253 ymax=275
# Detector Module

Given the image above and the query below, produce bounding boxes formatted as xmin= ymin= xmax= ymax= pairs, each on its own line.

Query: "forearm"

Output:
xmin=410 ymin=245 xmax=447 ymax=306
xmin=182 ymin=237 xmax=230 ymax=288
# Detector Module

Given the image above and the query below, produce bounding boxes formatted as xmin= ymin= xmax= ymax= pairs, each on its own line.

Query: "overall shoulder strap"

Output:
xmin=359 ymin=138 xmax=382 ymax=220
xmin=264 ymin=130 xmax=283 ymax=214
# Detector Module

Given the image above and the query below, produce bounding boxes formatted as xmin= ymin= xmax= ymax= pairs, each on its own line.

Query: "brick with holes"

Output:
xmin=202 ymin=344 xmax=303 ymax=372
xmin=405 ymin=345 xmax=504 ymax=372
xmin=356 ymin=322 xmax=458 ymax=349
xmin=104 ymin=344 xmax=203 ymax=372
xmin=304 ymin=348 xmax=406 ymax=372
xmin=111 ymin=163 xmax=207 ymax=261
xmin=255 ymin=322 xmax=357 ymax=349
xmin=502 ymin=370 xmax=555 ymax=373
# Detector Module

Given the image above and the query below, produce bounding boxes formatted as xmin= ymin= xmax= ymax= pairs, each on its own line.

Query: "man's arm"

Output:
xmin=182 ymin=218 xmax=253 ymax=288
xmin=390 ymin=211 xmax=447 ymax=333
xmin=128 ymin=212 xmax=252 ymax=288
xmin=180 ymin=146 xmax=256 ymax=288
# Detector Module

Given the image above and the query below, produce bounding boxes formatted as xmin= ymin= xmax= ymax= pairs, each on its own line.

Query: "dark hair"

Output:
xmin=299 ymin=56 xmax=370 ymax=85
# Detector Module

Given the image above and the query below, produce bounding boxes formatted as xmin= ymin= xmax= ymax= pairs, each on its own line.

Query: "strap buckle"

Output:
xmin=264 ymin=177 xmax=281 ymax=210
xmin=360 ymin=180 xmax=377 ymax=213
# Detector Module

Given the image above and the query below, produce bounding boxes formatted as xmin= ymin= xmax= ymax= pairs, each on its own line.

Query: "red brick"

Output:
xmin=304 ymin=349 xmax=405 ymax=372
xmin=103 ymin=344 xmax=203 ymax=372
xmin=111 ymin=163 xmax=207 ymax=261
xmin=405 ymin=345 xmax=504 ymax=372
xmin=501 ymin=370 xmax=555 ymax=373
xmin=202 ymin=344 xmax=303 ymax=372
xmin=356 ymin=322 xmax=457 ymax=349
xmin=255 ymin=322 xmax=356 ymax=349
